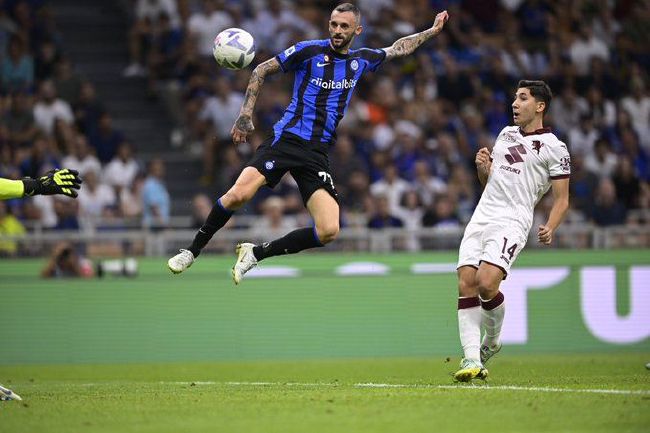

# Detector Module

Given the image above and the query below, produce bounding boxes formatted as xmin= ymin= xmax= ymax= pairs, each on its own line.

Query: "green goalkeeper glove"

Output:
xmin=22 ymin=168 xmax=83 ymax=198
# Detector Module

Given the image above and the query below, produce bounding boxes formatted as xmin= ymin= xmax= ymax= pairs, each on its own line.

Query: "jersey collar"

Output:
xmin=519 ymin=127 xmax=552 ymax=136
xmin=328 ymin=45 xmax=350 ymax=59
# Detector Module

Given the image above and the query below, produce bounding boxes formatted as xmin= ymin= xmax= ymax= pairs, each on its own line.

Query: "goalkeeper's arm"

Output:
xmin=0 ymin=168 xmax=83 ymax=200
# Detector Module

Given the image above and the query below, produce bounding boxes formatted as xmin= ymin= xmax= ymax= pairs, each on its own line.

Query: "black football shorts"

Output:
xmin=247 ymin=132 xmax=339 ymax=205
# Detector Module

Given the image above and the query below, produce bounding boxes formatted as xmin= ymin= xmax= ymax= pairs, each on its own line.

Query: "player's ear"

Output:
xmin=355 ymin=24 xmax=363 ymax=36
xmin=536 ymin=101 xmax=545 ymax=114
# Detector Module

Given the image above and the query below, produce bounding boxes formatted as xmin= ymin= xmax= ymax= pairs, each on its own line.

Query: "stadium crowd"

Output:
xmin=0 ymin=0 xmax=649 ymax=255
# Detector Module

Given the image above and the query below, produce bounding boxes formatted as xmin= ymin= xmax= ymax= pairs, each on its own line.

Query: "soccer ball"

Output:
xmin=213 ymin=28 xmax=255 ymax=70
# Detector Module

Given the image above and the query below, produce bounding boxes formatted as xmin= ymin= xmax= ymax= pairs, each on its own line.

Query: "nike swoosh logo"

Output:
xmin=316 ymin=62 xmax=330 ymax=67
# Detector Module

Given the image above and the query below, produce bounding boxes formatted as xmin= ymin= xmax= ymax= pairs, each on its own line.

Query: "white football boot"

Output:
xmin=0 ymin=384 xmax=22 ymax=401
xmin=167 ymin=249 xmax=195 ymax=274
xmin=232 ymin=243 xmax=258 ymax=285
xmin=480 ymin=342 xmax=502 ymax=365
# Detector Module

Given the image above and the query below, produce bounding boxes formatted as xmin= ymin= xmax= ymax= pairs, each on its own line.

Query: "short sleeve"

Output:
xmin=275 ymin=40 xmax=323 ymax=73
xmin=548 ymin=141 xmax=571 ymax=179
xmin=359 ymin=48 xmax=386 ymax=72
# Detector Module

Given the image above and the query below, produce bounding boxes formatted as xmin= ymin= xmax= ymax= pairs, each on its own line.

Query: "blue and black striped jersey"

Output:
xmin=273 ymin=39 xmax=386 ymax=146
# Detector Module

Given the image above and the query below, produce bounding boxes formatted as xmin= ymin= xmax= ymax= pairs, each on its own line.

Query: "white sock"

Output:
xmin=458 ymin=297 xmax=481 ymax=361
xmin=481 ymin=292 xmax=505 ymax=348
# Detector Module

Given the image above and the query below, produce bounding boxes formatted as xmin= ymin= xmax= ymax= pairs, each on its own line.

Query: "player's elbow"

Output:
xmin=315 ymin=221 xmax=339 ymax=244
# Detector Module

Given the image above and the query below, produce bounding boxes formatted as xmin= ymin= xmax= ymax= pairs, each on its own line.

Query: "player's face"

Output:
xmin=329 ymin=11 xmax=362 ymax=51
xmin=512 ymin=88 xmax=544 ymax=126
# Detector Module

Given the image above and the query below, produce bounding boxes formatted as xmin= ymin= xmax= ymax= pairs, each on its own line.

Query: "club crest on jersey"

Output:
xmin=560 ymin=156 xmax=571 ymax=172
xmin=350 ymin=59 xmax=359 ymax=71
xmin=265 ymin=160 xmax=275 ymax=170
xmin=324 ymin=54 xmax=330 ymax=63
xmin=499 ymin=132 xmax=517 ymax=143
xmin=532 ymin=140 xmax=544 ymax=154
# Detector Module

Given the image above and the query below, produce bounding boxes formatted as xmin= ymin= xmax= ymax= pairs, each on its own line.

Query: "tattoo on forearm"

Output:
xmin=386 ymin=28 xmax=436 ymax=59
xmin=241 ymin=58 xmax=280 ymax=115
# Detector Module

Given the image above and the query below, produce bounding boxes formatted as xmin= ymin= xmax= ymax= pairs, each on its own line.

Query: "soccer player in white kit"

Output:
xmin=454 ymin=80 xmax=571 ymax=382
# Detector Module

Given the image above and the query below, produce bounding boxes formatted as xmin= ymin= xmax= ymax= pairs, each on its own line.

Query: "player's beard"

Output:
xmin=330 ymin=33 xmax=354 ymax=50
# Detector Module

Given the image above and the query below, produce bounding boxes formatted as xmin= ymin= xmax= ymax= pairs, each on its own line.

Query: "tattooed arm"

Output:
xmin=383 ymin=10 xmax=449 ymax=61
xmin=231 ymin=57 xmax=282 ymax=145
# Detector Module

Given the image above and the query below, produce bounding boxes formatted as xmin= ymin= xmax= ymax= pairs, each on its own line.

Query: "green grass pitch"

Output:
xmin=1 ymin=251 xmax=649 ymax=432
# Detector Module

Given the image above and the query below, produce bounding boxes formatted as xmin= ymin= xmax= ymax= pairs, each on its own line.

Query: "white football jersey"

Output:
xmin=470 ymin=126 xmax=571 ymax=233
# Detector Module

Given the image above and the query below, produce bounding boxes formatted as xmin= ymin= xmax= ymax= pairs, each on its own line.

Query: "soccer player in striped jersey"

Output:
xmin=169 ymin=4 xmax=449 ymax=283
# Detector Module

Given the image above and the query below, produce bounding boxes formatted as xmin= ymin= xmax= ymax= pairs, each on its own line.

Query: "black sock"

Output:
xmin=253 ymin=227 xmax=323 ymax=261
xmin=187 ymin=198 xmax=233 ymax=257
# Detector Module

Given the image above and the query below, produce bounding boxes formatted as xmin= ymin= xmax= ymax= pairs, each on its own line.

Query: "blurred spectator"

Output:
xmin=584 ymin=138 xmax=618 ymax=179
xmin=18 ymin=134 xmax=58 ymax=178
xmin=3 ymin=90 xmax=38 ymax=146
xmin=198 ymin=76 xmax=243 ymax=181
xmin=394 ymin=189 xmax=423 ymax=251
xmin=1 ymin=33 xmax=33 ymax=92
xmin=550 ymin=86 xmax=588 ymax=136
xmin=41 ymin=241 xmax=94 ymax=278
xmin=124 ymin=0 xmax=181 ymax=77
xmin=0 ymin=200 xmax=25 ymax=256
xmin=422 ymin=192 xmax=461 ymax=229
xmin=252 ymin=196 xmax=297 ymax=237
xmin=367 ymin=194 xmax=404 ymax=229
xmin=142 ymin=158 xmax=170 ymax=228
xmin=61 ymin=133 xmax=101 ymax=177
xmin=34 ymin=38 xmax=59 ymax=81
xmin=620 ymin=77 xmax=650 ymax=150
xmin=370 ymin=163 xmax=409 ymax=214
xmin=190 ymin=192 xmax=212 ymax=229
xmin=340 ymin=169 xmax=372 ymax=214
xmin=568 ymin=24 xmax=610 ymax=76
xmin=119 ymin=173 xmax=145 ymax=219
xmin=53 ymin=57 xmax=83 ymax=105
xmin=103 ymin=141 xmax=140 ymax=190
xmin=412 ymin=160 xmax=446 ymax=207
xmin=570 ymin=154 xmax=599 ymax=216
xmin=73 ymin=81 xmax=104 ymax=135
xmin=52 ymin=196 xmax=80 ymax=230
xmin=567 ymin=114 xmax=598 ymax=157
xmin=87 ymin=112 xmax=125 ymax=164
xmin=585 ymin=86 xmax=616 ymax=129
xmin=187 ymin=0 xmax=232 ymax=59
xmin=146 ymin=11 xmax=183 ymax=95
xmin=32 ymin=79 xmax=74 ymax=135
xmin=612 ymin=156 xmax=641 ymax=210
xmin=77 ymin=169 xmax=117 ymax=221
xmin=590 ymin=178 xmax=627 ymax=227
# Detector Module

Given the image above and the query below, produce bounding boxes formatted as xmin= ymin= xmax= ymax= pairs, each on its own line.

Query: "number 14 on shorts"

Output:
xmin=500 ymin=237 xmax=518 ymax=265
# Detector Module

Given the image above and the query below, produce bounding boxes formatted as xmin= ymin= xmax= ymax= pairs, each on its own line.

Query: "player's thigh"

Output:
xmin=222 ymin=166 xmax=267 ymax=208
xmin=457 ymin=222 xmax=484 ymax=271
xmin=306 ymin=188 xmax=340 ymax=242
xmin=246 ymin=139 xmax=290 ymax=189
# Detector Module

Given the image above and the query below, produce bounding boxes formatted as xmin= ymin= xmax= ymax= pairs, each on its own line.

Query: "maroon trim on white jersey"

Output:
xmin=550 ymin=174 xmax=570 ymax=180
xmin=519 ymin=127 xmax=552 ymax=136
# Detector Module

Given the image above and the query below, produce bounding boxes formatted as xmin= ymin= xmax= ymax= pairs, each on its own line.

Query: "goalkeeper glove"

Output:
xmin=22 ymin=168 xmax=83 ymax=198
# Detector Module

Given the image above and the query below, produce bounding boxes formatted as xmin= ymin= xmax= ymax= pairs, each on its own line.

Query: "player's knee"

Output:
xmin=477 ymin=278 xmax=499 ymax=300
xmin=222 ymin=187 xmax=252 ymax=209
xmin=315 ymin=221 xmax=339 ymax=244
xmin=458 ymin=276 xmax=478 ymax=297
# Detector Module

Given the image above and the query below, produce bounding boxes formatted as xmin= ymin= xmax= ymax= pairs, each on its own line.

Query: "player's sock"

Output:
xmin=252 ymin=227 xmax=323 ymax=261
xmin=481 ymin=291 xmax=505 ymax=348
xmin=458 ymin=297 xmax=481 ymax=361
xmin=187 ymin=198 xmax=233 ymax=257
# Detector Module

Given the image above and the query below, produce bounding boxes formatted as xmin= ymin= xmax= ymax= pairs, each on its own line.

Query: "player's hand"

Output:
xmin=538 ymin=224 xmax=554 ymax=245
xmin=475 ymin=147 xmax=491 ymax=170
xmin=23 ymin=168 xmax=83 ymax=198
xmin=231 ymin=114 xmax=254 ymax=145
xmin=431 ymin=10 xmax=449 ymax=34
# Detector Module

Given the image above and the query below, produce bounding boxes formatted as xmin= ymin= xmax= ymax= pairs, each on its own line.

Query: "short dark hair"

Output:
xmin=517 ymin=80 xmax=552 ymax=115
xmin=333 ymin=3 xmax=361 ymax=24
